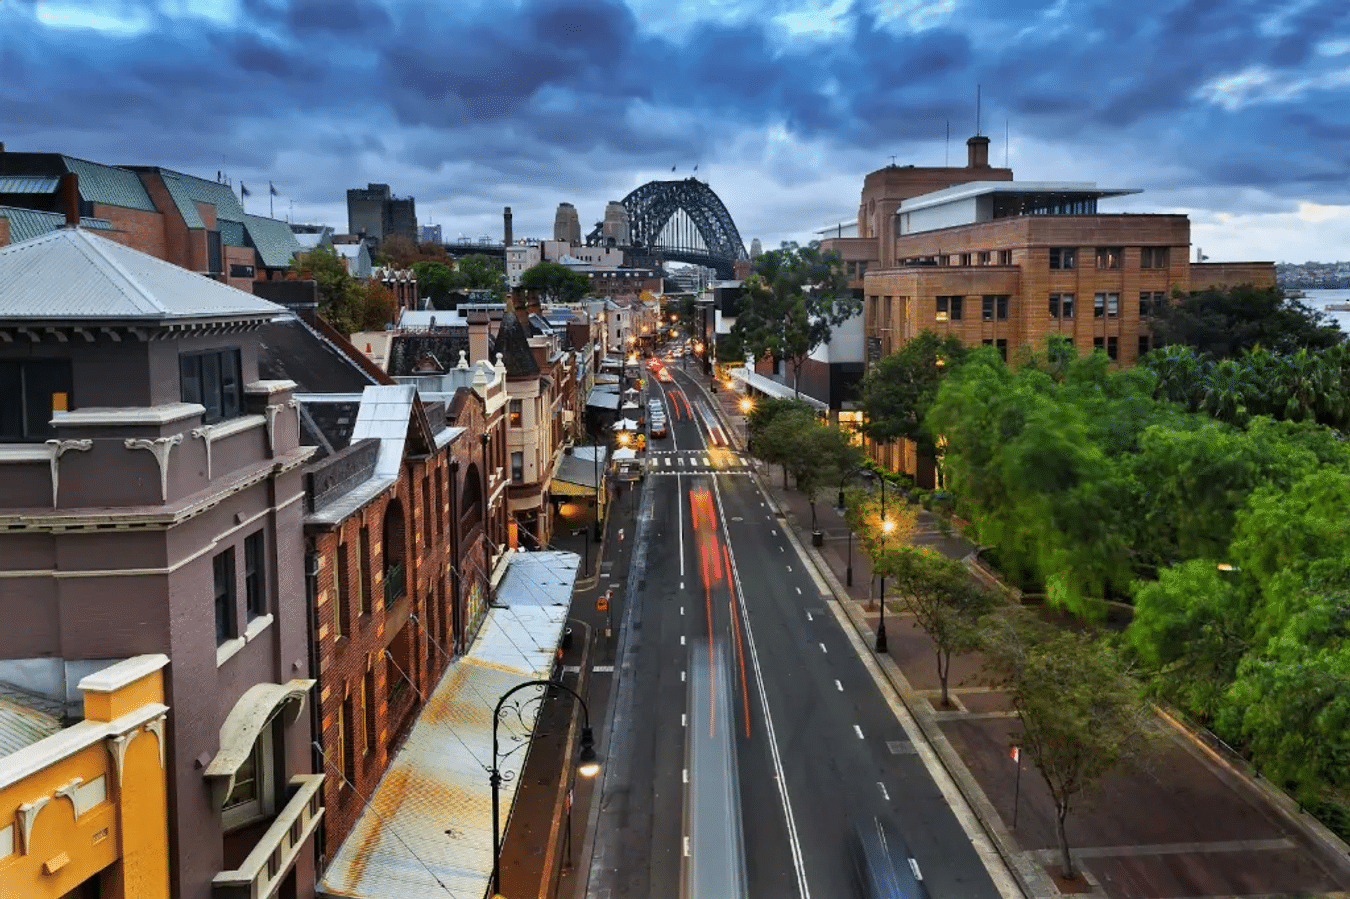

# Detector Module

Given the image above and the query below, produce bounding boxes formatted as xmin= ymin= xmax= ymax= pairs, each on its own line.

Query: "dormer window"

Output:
xmin=181 ymin=348 xmax=243 ymax=425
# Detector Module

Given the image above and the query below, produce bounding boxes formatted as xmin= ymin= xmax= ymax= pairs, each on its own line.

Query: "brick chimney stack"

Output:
xmin=503 ymin=206 xmax=513 ymax=246
xmin=61 ymin=172 xmax=80 ymax=227
xmin=967 ymin=134 xmax=991 ymax=169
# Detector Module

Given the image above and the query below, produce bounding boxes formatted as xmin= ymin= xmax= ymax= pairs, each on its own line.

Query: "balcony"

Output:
xmin=213 ymin=774 xmax=324 ymax=899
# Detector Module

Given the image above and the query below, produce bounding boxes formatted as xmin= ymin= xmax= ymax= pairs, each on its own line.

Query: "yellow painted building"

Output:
xmin=0 ymin=655 xmax=170 ymax=899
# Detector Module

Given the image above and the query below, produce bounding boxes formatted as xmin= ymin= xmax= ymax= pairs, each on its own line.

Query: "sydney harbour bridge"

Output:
xmin=444 ymin=179 xmax=750 ymax=280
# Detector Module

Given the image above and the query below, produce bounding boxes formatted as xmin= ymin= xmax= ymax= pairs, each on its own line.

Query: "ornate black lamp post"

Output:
xmin=489 ymin=679 xmax=599 ymax=897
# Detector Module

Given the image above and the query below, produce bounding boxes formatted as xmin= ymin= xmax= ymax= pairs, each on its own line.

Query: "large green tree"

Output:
xmin=1151 ymin=284 xmax=1343 ymax=358
xmin=860 ymin=329 xmax=968 ymax=454
xmin=726 ymin=241 xmax=859 ymax=397
xmin=293 ymin=247 xmax=394 ymax=336
xmin=518 ymin=262 xmax=591 ymax=303
xmin=452 ymin=253 xmax=508 ymax=299
xmin=412 ymin=261 xmax=457 ymax=310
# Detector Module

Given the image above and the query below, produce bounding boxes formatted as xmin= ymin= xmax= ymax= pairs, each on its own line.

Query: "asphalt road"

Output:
xmin=584 ymin=362 xmax=1003 ymax=899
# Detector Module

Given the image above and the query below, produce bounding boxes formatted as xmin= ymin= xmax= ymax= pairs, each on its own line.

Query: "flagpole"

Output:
xmin=270 ymin=185 xmax=274 ymax=219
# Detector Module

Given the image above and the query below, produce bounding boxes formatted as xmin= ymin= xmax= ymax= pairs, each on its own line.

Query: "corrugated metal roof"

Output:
xmin=350 ymin=385 xmax=417 ymax=478
xmin=0 ymin=175 xmax=60 ymax=194
xmin=61 ymin=157 xmax=157 ymax=211
xmin=0 ymin=206 xmax=113 ymax=244
xmin=0 ymin=227 xmax=284 ymax=321
xmin=154 ymin=168 xmax=246 ymax=229
xmin=320 ymin=551 xmax=577 ymax=899
xmin=243 ymin=214 xmax=303 ymax=269
xmin=0 ymin=694 xmax=61 ymax=758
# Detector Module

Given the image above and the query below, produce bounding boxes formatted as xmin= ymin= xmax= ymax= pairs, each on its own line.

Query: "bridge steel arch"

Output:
xmin=590 ymin=179 xmax=750 ymax=279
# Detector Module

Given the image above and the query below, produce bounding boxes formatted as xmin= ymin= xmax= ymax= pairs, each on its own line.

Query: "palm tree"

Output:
xmin=1144 ymin=344 xmax=1205 ymax=410
xmin=1199 ymin=358 xmax=1253 ymax=425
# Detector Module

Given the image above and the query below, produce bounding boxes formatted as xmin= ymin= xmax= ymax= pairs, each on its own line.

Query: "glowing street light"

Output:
xmin=739 ymin=397 xmax=753 ymax=414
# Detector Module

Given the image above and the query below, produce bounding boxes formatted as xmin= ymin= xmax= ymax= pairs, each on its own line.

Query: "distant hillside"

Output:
xmin=1277 ymin=261 xmax=1350 ymax=289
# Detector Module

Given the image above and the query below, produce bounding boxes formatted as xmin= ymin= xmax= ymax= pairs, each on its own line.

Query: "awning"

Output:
xmin=319 ymin=552 xmax=579 ymax=899
xmin=555 ymin=446 xmax=607 ymax=492
xmin=727 ymin=366 xmax=828 ymax=411
xmin=204 ymin=679 xmax=314 ymax=803
xmin=613 ymin=417 xmax=640 ymax=430
xmin=613 ymin=447 xmax=637 ymax=461
xmin=586 ymin=388 xmax=620 ymax=410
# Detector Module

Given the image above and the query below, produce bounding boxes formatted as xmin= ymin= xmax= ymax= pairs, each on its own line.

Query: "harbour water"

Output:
xmin=1297 ymin=288 xmax=1350 ymax=335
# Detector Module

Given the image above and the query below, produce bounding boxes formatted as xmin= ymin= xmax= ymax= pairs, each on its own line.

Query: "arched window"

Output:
xmin=382 ymin=499 xmax=406 ymax=608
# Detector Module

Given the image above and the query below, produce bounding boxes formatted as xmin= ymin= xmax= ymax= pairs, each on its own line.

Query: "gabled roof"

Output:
xmin=495 ymin=311 xmax=539 ymax=377
xmin=0 ymin=206 xmax=113 ymax=244
xmin=257 ymin=315 xmax=379 ymax=393
xmin=62 ymin=157 xmax=157 ymax=211
xmin=0 ymin=227 xmax=282 ymax=323
xmin=243 ymin=214 xmax=304 ymax=268
xmin=137 ymin=167 xmax=246 ymax=228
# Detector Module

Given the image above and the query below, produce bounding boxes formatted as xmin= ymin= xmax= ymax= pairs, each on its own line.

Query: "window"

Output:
xmin=959 ymin=253 xmax=972 ymax=266
xmin=1140 ymin=246 xmax=1170 ymax=269
xmin=1049 ymin=247 xmax=1076 ymax=270
xmin=935 ymin=296 xmax=963 ymax=322
xmin=422 ymin=477 xmax=431 ymax=548
xmin=983 ymin=338 xmax=1008 ymax=361
xmin=434 ymin=469 xmax=444 ymax=541
xmin=358 ymin=527 xmax=371 ymax=616
xmin=1093 ymin=292 xmax=1119 ymax=319
xmin=937 ymin=255 xmax=950 ymax=266
xmin=1138 ymin=334 xmax=1152 ymax=358
xmin=340 ymin=696 xmax=355 ymax=789
xmin=846 ymin=261 xmax=858 ymax=278
xmin=335 ymin=544 xmax=350 ymax=637
xmin=1095 ymin=247 xmax=1123 ymax=269
xmin=0 ymin=359 xmax=74 ymax=442
xmin=508 ymin=399 xmax=522 ymax=427
xmin=1107 ymin=336 xmax=1119 ymax=360
xmin=180 ymin=348 xmax=242 ymax=425
xmin=1049 ymin=293 xmax=1075 ymax=319
xmin=511 ymin=451 xmax=524 ymax=483
xmin=1093 ymin=336 xmax=1105 ymax=353
xmin=998 ymin=249 xmax=1013 ymax=265
xmin=977 ymin=251 xmax=991 ymax=265
xmin=207 ymin=231 xmax=223 ymax=275
xmin=1140 ymin=290 xmax=1165 ymax=318
xmin=229 ymin=263 xmax=255 ymax=279
xmin=363 ymin=670 xmax=376 ymax=755
xmin=857 ymin=261 xmax=867 ymax=278
xmin=982 ymin=295 xmax=1009 ymax=321
xmin=244 ymin=530 xmax=265 ymax=620
xmin=222 ymin=720 xmax=275 ymax=830
xmin=213 ymin=548 xmax=236 ymax=646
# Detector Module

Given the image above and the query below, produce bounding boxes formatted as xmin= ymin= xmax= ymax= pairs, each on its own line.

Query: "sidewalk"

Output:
xmin=693 ymin=371 xmax=1350 ymax=898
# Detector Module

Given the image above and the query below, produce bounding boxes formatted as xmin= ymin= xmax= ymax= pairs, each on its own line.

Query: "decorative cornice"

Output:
xmin=16 ymin=795 xmax=50 ymax=854
xmin=124 ymin=434 xmax=183 ymax=502
xmin=105 ymin=731 xmax=139 ymax=787
xmin=191 ymin=415 xmax=265 ymax=479
xmin=44 ymin=438 xmax=92 ymax=508
xmin=144 ymin=714 xmax=166 ymax=768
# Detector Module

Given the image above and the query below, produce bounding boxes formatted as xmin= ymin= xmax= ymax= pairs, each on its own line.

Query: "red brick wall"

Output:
xmin=91 ymin=204 xmax=169 ymax=259
xmin=0 ymin=215 xmax=9 ymax=247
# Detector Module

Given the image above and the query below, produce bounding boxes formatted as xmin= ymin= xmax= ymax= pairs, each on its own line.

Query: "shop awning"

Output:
xmin=318 ymin=552 xmax=579 ymax=899
xmin=726 ymin=366 xmax=828 ymax=411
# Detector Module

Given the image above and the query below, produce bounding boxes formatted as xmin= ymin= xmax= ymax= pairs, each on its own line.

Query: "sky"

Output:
xmin=4 ymin=0 xmax=1350 ymax=265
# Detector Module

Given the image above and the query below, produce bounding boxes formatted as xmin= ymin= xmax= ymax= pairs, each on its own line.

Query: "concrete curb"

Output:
xmin=538 ymin=619 xmax=593 ymax=899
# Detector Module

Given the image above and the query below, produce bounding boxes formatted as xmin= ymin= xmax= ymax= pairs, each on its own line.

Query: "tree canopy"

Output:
xmin=860 ymin=329 xmax=968 ymax=452
xmin=1151 ymin=284 xmax=1343 ymax=358
xmin=518 ymin=262 xmax=591 ymax=303
xmin=724 ymin=241 xmax=860 ymax=397
xmin=412 ymin=261 xmax=457 ymax=310
xmin=293 ymin=247 xmax=394 ymax=336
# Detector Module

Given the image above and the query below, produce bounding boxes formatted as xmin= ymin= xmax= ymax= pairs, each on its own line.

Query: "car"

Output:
xmin=650 ymin=418 xmax=668 ymax=438
xmin=848 ymin=816 xmax=928 ymax=899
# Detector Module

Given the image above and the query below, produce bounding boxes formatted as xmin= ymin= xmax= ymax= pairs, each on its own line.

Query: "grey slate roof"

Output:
xmin=62 ymin=157 xmax=157 ymax=211
xmin=387 ymin=330 xmax=472 ymax=377
xmin=0 ymin=206 xmax=114 ymax=244
xmin=0 ymin=175 xmax=61 ymax=194
xmin=243 ymin=214 xmax=304 ymax=268
xmin=257 ymin=315 xmax=378 ymax=393
xmin=0 ymin=227 xmax=283 ymax=322
xmin=496 ymin=311 xmax=540 ymax=377
xmin=146 ymin=167 xmax=246 ymax=228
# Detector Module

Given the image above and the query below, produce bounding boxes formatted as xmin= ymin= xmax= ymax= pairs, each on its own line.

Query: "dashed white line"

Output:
xmin=683 ymin=768 xmax=689 ymax=783
xmin=835 ymin=680 xmax=843 ymax=692
xmin=680 ymin=635 xmax=686 ymax=646
xmin=680 ymin=581 xmax=684 ymax=590
xmin=681 ymin=670 xmax=686 ymax=682
xmin=878 ymin=782 xmax=890 ymax=801
xmin=684 ymin=836 xmax=690 ymax=857
xmin=806 ymin=612 xmax=813 ymax=622
xmin=680 ymin=606 xmax=684 ymax=616
xmin=854 ymin=725 xmax=865 ymax=740
xmin=771 ymin=529 xmax=778 ymax=536
xmin=786 ymin=565 xmax=792 ymax=572
xmin=819 ymin=642 xmax=828 ymax=653
xmin=682 ymin=713 xmax=687 ymax=727
xmin=779 ymin=546 xmax=785 ymax=552
xmin=796 ymin=587 xmax=802 ymax=595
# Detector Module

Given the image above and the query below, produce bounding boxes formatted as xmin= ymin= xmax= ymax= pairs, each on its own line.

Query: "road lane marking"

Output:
xmin=855 ymin=725 xmax=865 ymax=739
xmin=683 ymin=768 xmax=688 ymax=783
xmin=878 ymin=782 xmax=890 ymax=801
xmin=682 ymin=713 xmax=686 ymax=727
xmin=806 ymin=612 xmax=813 ymax=622
xmin=684 ymin=836 xmax=690 ymax=857
xmin=796 ymin=587 xmax=802 ymax=595
xmin=771 ymin=529 xmax=778 ymax=536
xmin=835 ymin=680 xmax=843 ymax=692
xmin=679 ymin=479 xmax=685 ymax=577
xmin=681 ymin=670 xmax=685 ymax=682
xmin=786 ymin=565 xmax=792 ymax=572
xmin=680 ymin=635 xmax=685 ymax=645
xmin=820 ymin=642 xmax=828 ymax=653
xmin=680 ymin=581 xmax=684 ymax=590
xmin=779 ymin=546 xmax=785 ymax=552
xmin=680 ymin=606 xmax=684 ymax=615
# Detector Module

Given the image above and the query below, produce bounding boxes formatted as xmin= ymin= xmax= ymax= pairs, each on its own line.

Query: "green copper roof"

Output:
xmin=153 ymin=168 xmax=247 ymax=229
xmin=61 ymin=156 xmax=157 ymax=211
xmin=243 ymin=213 xmax=303 ymax=269
xmin=0 ymin=206 xmax=114 ymax=244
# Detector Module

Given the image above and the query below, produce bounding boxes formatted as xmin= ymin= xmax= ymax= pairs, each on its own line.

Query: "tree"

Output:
xmin=518 ymin=262 xmax=591 ymax=303
xmin=843 ymin=482 xmax=918 ymax=583
xmin=452 ymin=253 xmax=508 ymax=299
xmin=412 ymin=261 xmax=457 ymax=310
xmin=726 ymin=241 xmax=860 ymax=397
xmin=753 ymin=407 xmax=815 ymax=488
xmin=1151 ymin=284 xmax=1344 ymax=358
xmin=989 ymin=617 xmax=1154 ymax=880
xmin=786 ymin=420 xmax=861 ymax=532
xmin=293 ymin=247 xmax=393 ymax=336
xmin=880 ymin=546 xmax=999 ymax=707
xmin=860 ymin=330 xmax=968 ymax=455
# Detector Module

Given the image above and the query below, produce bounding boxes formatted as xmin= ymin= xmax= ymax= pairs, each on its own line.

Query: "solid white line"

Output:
xmin=710 ymin=477 xmax=811 ymax=899
xmin=854 ymin=725 xmax=865 ymax=740
xmin=835 ymin=680 xmax=843 ymax=692
xmin=820 ymin=642 xmax=828 ymax=653
xmin=879 ymin=782 xmax=890 ymax=801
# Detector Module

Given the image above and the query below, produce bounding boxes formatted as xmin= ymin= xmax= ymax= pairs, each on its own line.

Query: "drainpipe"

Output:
xmin=481 ymin=431 xmax=493 ymax=605
xmin=303 ymin=539 xmax=325 ymax=867
xmin=449 ymin=461 xmax=462 ymax=656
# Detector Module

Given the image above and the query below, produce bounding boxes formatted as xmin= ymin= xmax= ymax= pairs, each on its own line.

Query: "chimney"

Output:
xmin=61 ymin=172 xmax=80 ymax=227
xmin=503 ymin=206 xmax=513 ymax=246
xmin=468 ymin=310 xmax=490 ymax=364
xmin=0 ymin=142 xmax=6 ymax=153
xmin=966 ymin=134 xmax=991 ymax=169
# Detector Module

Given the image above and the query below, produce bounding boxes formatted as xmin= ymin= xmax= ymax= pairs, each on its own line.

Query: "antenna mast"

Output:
xmin=976 ymin=84 xmax=982 ymax=136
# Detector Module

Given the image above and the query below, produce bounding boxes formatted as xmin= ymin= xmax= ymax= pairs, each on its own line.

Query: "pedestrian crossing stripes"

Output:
xmin=640 ymin=449 xmax=746 ymax=474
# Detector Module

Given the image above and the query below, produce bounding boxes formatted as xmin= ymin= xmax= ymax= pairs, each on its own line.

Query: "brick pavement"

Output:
xmin=698 ymin=374 xmax=1350 ymax=899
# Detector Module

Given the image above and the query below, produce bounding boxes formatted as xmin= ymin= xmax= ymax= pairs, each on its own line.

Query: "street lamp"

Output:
xmin=490 ymin=679 xmax=600 ymax=897
xmin=836 ymin=465 xmax=874 ymax=588
xmin=877 ymin=477 xmax=892 ymax=654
